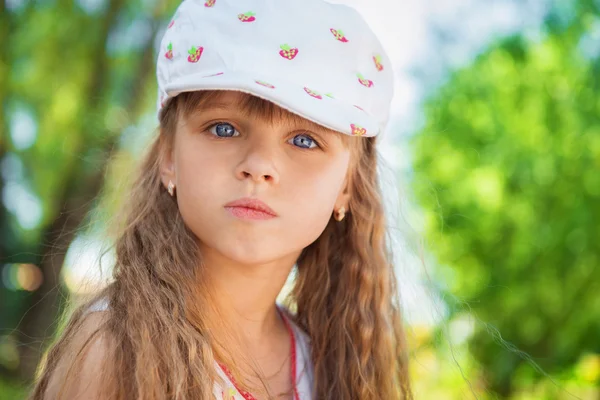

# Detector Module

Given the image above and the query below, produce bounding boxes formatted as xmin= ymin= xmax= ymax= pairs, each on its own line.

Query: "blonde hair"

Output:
xmin=30 ymin=91 xmax=412 ymax=399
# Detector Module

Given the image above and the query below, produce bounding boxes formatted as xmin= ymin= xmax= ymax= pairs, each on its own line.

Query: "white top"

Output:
xmin=87 ymin=298 xmax=314 ymax=399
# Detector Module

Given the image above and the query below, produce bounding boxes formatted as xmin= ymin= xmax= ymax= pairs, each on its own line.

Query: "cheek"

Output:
xmin=176 ymin=141 xmax=228 ymax=188
xmin=172 ymin=140 xmax=230 ymax=228
xmin=279 ymin=156 xmax=349 ymax=245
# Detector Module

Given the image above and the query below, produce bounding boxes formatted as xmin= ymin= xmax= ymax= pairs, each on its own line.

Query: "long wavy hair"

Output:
xmin=30 ymin=90 xmax=412 ymax=399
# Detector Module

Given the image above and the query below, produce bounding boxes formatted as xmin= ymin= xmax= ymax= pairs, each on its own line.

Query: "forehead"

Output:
xmin=178 ymin=90 xmax=346 ymax=137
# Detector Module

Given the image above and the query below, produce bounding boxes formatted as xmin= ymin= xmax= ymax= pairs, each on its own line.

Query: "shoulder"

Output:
xmin=43 ymin=305 xmax=111 ymax=399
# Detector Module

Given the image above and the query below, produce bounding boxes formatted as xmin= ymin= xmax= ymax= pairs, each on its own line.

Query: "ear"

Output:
xmin=159 ymin=134 xmax=176 ymax=189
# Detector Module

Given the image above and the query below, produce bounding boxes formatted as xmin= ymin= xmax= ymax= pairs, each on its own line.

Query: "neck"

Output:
xmin=200 ymin=246 xmax=299 ymax=340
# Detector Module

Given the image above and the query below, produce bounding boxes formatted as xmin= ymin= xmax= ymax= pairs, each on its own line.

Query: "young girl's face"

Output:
xmin=162 ymin=91 xmax=352 ymax=266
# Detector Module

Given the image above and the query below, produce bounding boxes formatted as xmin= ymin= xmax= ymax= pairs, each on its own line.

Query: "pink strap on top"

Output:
xmin=217 ymin=306 xmax=300 ymax=400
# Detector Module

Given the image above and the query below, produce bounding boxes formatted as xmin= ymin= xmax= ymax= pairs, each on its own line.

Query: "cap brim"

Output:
xmin=163 ymin=70 xmax=378 ymax=137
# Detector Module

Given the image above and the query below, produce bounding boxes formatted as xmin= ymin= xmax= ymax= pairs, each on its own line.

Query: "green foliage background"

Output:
xmin=0 ymin=0 xmax=180 ymax=394
xmin=410 ymin=1 xmax=600 ymax=398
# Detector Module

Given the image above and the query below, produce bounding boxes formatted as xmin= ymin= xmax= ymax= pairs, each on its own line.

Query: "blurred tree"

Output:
xmin=1 ymin=0 xmax=9 ymax=266
xmin=1 ymin=0 xmax=180 ymax=386
xmin=411 ymin=0 xmax=600 ymax=397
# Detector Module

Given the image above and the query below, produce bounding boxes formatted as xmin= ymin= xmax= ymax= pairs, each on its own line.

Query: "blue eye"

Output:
xmin=290 ymin=134 xmax=318 ymax=149
xmin=209 ymin=122 xmax=239 ymax=138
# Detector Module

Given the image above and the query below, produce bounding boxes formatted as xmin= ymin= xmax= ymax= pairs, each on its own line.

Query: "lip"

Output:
xmin=224 ymin=197 xmax=278 ymax=220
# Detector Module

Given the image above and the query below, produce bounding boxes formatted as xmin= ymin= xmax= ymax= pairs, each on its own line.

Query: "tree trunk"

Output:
xmin=15 ymin=172 xmax=106 ymax=380
xmin=15 ymin=15 xmax=158 ymax=381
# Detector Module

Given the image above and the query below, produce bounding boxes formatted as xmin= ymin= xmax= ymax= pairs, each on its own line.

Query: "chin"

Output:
xmin=224 ymin=241 xmax=287 ymax=265
xmin=219 ymin=253 xmax=277 ymax=267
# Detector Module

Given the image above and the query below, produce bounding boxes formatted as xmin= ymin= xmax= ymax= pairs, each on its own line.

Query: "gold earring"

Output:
xmin=167 ymin=180 xmax=175 ymax=196
xmin=334 ymin=206 xmax=346 ymax=222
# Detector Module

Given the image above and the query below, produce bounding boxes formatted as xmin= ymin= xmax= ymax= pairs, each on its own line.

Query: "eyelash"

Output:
xmin=206 ymin=121 xmax=322 ymax=150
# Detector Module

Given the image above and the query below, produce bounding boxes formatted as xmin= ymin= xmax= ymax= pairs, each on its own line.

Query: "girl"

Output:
xmin=31 ymin=0 xmax=412 ymax=398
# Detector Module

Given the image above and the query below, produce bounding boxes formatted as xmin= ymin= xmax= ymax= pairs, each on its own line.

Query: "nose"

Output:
xmin=234 ymin=141 xmax=280 ymax=184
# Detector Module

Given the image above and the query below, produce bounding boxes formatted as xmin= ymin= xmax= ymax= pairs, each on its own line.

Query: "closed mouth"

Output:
xmin=224 ymin=198 xmax=277 ymax=217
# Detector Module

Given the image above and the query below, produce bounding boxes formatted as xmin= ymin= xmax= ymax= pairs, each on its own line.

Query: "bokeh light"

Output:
xmin=1 ymin=263 xmax=43 ymax=292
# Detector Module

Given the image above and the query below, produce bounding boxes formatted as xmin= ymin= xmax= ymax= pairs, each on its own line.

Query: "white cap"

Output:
xmin=156 ymin=0 xmax=394 ymax=137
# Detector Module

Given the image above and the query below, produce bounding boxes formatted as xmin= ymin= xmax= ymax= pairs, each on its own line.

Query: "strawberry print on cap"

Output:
xmin=165 ymin=43 xmax=173 ymax=60
xmin=167 ymin=11 xmax=178 ymax=29
xmin=351 ymin=123 xmax=367 ymax=136
xmin=255 ymin=80 xmax=275 ymax=88
xmin=187 ymin=46 xmax=203 ymax=63
xmin=304 ymin=87 xmax=322 ymax=99
xmin=279 ymin=44 xmax=299 ymax=60
xmin=238 ymin=11 xmax=256 ymax=22
xmin=357 ymin=73 xmax=373 ymax=88
xmin=205 ymin=0 xmax=215 ymax=7
xmin=330 ymin=28 xmax=348 ymax=42
xmin=373 ymin=55 xmax=384 ymax=71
